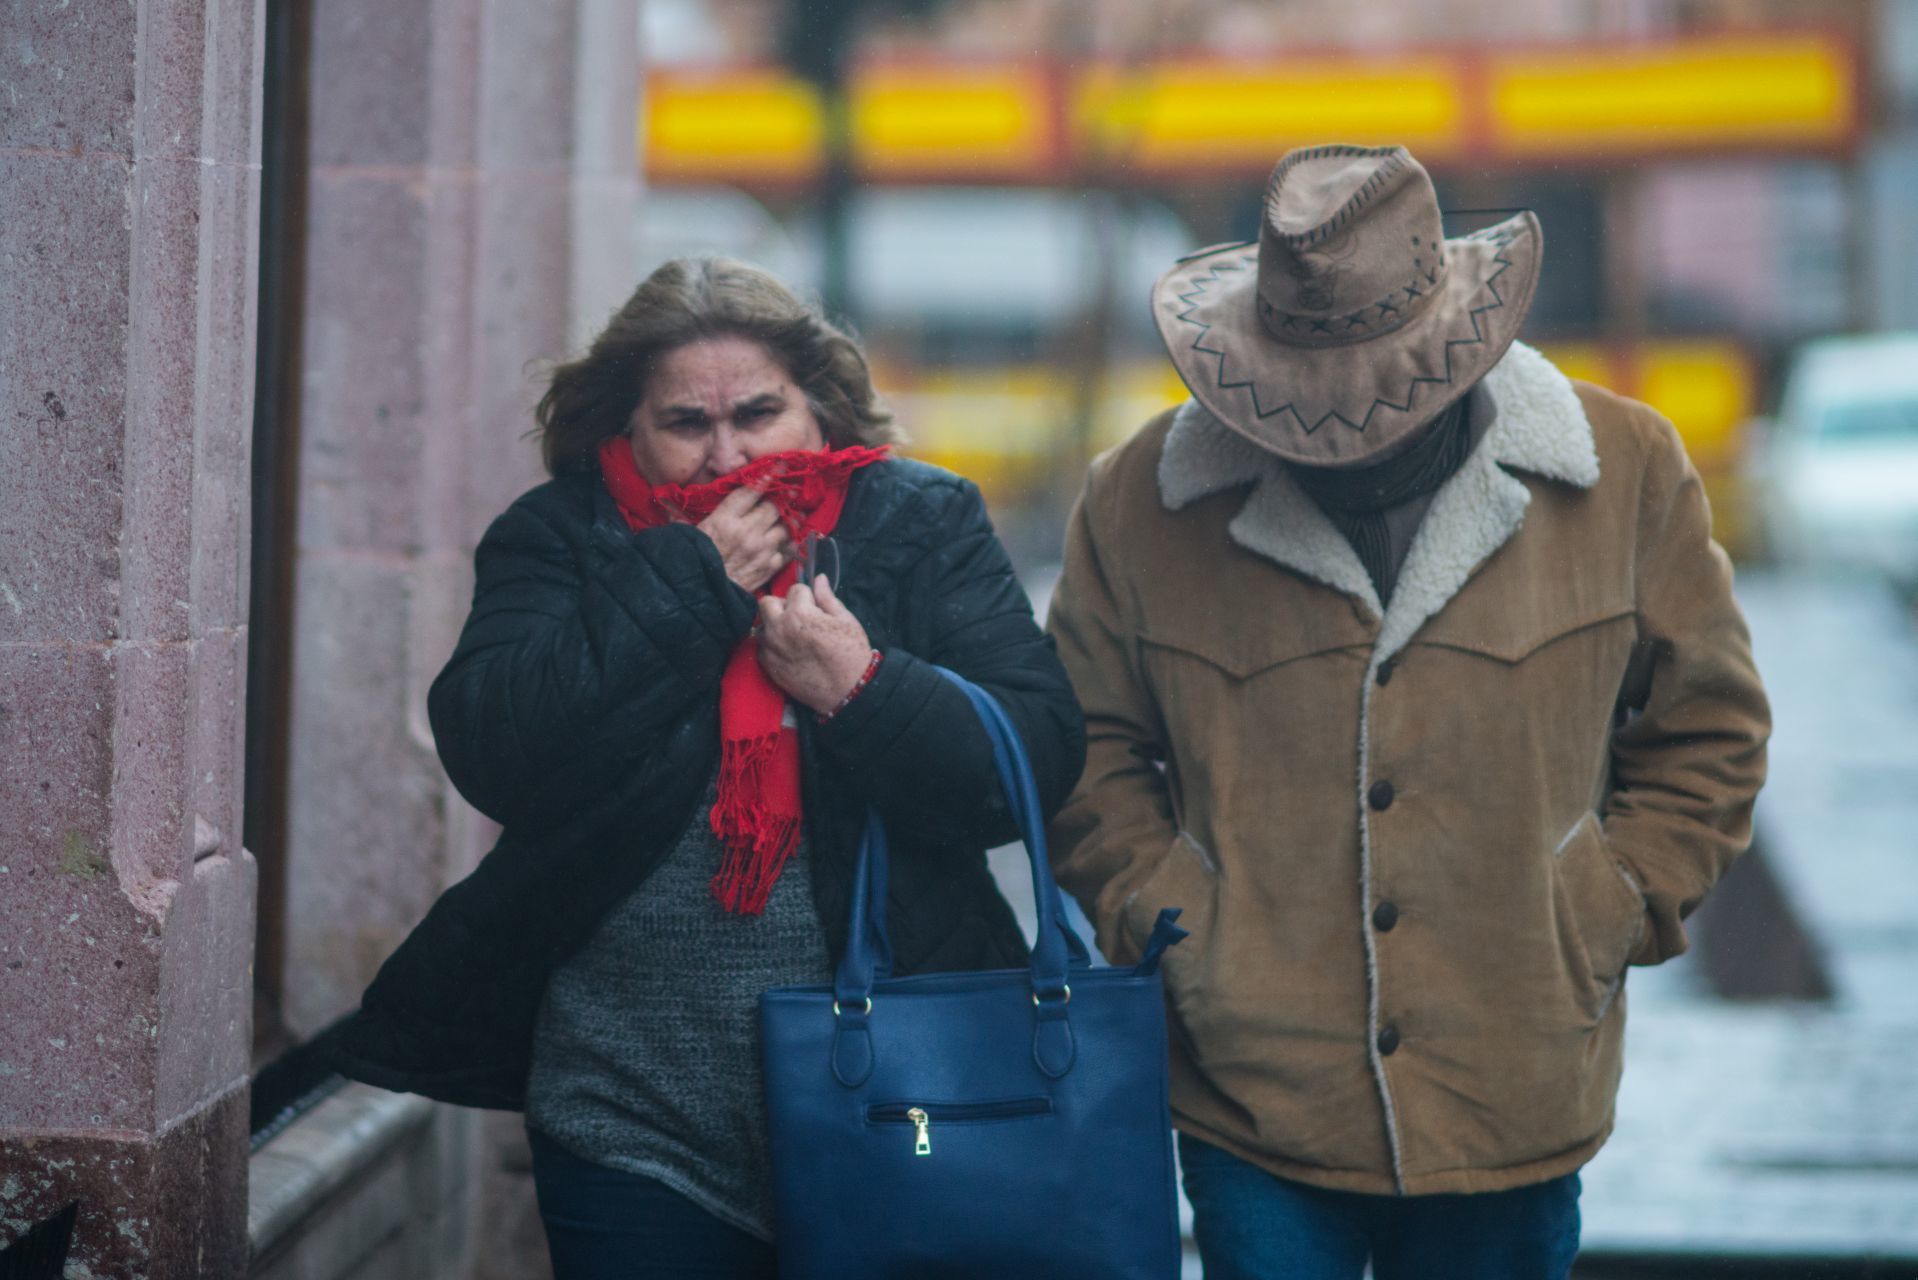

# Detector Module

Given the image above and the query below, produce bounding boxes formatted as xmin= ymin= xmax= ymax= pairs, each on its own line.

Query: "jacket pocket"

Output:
xmin=1120 ymin=832 xmax=1220 ymax=1012
xmin=1549 ymin=813 xmax=1646 ymax=1019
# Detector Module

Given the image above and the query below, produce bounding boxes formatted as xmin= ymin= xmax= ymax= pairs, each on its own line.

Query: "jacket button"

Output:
xmin=1376 ymin=659 xmax=1396 ymax=687
xmin=1368 ymin=780 xmax=1395 ymax=811
xmin=1377 ymin=1024 xmax=1401 ymax=1056
xmin=1372 ymin=901 xmax=1399 ymax=932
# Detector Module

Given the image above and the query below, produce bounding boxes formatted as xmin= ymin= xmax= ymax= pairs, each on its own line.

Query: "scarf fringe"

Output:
xmin=709 ymin=730 xmax=803 ymax=916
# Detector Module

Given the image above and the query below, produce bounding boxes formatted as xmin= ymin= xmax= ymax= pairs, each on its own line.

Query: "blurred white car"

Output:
xmin=1754 ymin=333 xmax=1918 ymax=589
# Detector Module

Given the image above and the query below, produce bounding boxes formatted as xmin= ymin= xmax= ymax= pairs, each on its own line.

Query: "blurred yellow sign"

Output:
xmin=644 ymin=33 xmax=1859 ymax=184
xmin=646 ymin=69 xmax=823 ymax=183
xmin=1534 ymin=339 xmax=1754 ymax=472
xmin=856 ymin=64 xmax=1057 ymax=180
xmin=1073 ymin=57 xmax=1465 ymax=171
xmin=1489 ymin=37 xmax=1856 ymax=157
xmin=897 ymin=341 xmax=1754 ymax=531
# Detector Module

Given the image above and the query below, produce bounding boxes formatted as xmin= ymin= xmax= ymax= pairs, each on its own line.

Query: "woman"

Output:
xmin=333 ymin=256 xmax=1086 ymax=1277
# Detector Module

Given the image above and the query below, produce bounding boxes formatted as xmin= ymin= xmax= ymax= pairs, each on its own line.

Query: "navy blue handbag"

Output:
xmin=759 ymin=670 xmax=1188 ymax=1279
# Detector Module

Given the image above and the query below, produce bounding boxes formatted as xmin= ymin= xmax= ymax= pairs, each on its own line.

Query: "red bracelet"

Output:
xmin=818 ymin=649 xmax=883 ymax=723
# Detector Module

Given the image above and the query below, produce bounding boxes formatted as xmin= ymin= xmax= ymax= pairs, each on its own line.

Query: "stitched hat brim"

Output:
xmin=1152 ymin=212 xmax=1542 ymax=467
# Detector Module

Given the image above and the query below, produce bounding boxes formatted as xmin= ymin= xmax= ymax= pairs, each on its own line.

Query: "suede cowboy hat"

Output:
xmin=1152 ymin=144 xmax=1543 ymax=467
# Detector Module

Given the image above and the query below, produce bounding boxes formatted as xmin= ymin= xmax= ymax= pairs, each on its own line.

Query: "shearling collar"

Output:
xmin=1157 ymin=341 xmax=1600 ymax=667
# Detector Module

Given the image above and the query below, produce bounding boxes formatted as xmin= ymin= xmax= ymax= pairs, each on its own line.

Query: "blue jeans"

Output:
xmin=1178 ymin=1133 xmax=1581 ymax=1280
xmin=527 ymin=1129 xmax=778 ymax=1280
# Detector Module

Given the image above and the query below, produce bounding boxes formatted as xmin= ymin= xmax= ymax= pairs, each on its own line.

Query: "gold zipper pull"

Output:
xmin=907 ymin=1107 xmax=931 ymax=1156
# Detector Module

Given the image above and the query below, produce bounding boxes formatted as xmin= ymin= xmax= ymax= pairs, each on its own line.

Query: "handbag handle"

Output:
xmin=829 ymin=669 xmax=1091 ymax=1086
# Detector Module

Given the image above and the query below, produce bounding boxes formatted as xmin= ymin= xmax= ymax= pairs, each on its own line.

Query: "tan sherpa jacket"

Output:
xmin=1046 ymin=342 xmax=1770 ymax=1197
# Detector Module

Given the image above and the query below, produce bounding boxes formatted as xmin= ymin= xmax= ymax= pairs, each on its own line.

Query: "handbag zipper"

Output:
xmin=867 ymin=1098 xmax=1053 ymax=1157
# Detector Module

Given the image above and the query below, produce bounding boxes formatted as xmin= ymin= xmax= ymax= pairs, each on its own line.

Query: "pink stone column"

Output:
xmin=274 ymin=0 xmax=481 ymax=1038
xmin=0 ymin=2 xmax=264 ymax=1276
xmin=274 ymin=2 xmax=640 ymax=1275
xmin=277 ymin=0 xmax=641 ymax=1047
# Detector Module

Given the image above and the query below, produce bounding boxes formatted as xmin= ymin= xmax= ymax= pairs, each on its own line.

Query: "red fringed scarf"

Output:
xmin=597 ymin=436 xmax=889 ymax=914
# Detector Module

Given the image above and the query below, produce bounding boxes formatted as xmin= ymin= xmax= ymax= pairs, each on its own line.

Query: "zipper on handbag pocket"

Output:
xmin=867 ymin=1098 xmax=1053 ymax=1157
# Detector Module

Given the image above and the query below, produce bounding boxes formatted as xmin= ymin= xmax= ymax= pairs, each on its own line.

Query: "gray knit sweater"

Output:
xmin=525 ymin=773 xmax=832 ymax=1240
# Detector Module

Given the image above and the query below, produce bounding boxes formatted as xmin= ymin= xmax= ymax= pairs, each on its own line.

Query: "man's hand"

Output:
xmin=697 ymin=487 xmax=793 ymax=592
xmin=757 ymin=578 xmax=874 ymax=714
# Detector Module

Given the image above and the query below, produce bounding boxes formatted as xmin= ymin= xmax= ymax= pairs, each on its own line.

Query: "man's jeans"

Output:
xmin=1178 ymin=1133 xmax=1581 ymax=1280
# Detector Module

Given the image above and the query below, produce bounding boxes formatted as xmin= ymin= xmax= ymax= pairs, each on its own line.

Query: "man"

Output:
xmin=1046 ymin=144 xmax=1770 ymax=1279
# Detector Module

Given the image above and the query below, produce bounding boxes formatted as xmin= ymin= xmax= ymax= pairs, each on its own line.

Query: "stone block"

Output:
xmin=465 ymin=176 xmax=568 ymax=546
xmin=0 ymin=644 xmax=114 ymax=873
xmin=570 ymin=0 xmax=641 ymax=180
xmin=191 ymin=625 xmax=249 ymax=855
xmin=204 ymin=0 xmax=264 ymax=167
xmin=132 ymin=0 xmax=210 ymax=160
xmin=190 ymin=159 xmax=263 ymax=636
xmin=0 ymin=152 xmax=132 ymax=647
xmin=409 ymin=553 xmax=468 ymax=714
xmin=260 ymin=1137 xmax=416 ymax=1280
xmin=307 ymin=0 xmax=436 ymax=168
xmin=567 ymin=173 xmax=643 ymax=351
xmin=476 ymin=3 xmax=574 ymax=173
xmin=247 ymin=1236 xmax=303 ymax=1280
xmin=404 ymin=1107 xmax=481 ymax=1279
xmin=0 ymin=0 xmax=137 ymax=155
xmin=123 ymin=155 xmax=229 ymax=645
xmin=472 ymin=1111 xmax=552 ymax=1280
xmin=0 ymin=1082 xmax=249 ymax=1279
xmin=296 ymin=171 xmax=431 ymax=555
xmin=0 ymin=644 xmax=169 ymax=1133
xmin=0 ymin=641 xmax=221 ymax=1130
xmin=280 ymin=558 xmax=449 ymax=1037
xmin=413 ymin=176 xmax=480 ymax=559
xmin=107 ymin=639 xmax=194 ymax=906
xmin=413 ymin=1104 xmax=475 ymax=1207
xmin=422 ymin=0 xmax=481 ymax=170
xmin=430 ymin=1170 xmax=481 ymax=1280
xmin=155 ymin=850 xmax=255 ymax=1125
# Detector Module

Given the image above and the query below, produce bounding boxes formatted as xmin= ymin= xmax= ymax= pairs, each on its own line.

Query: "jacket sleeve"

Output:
xmin=1604 ymin=408 xmax=1771 ymax=965
xmin=1040 ymin=459 xmax=1185 ymax=964
xmin=428 ymin=496 xmax=756 ymax=831
xmin=812 ymin=478 xmax=1086 ymax=851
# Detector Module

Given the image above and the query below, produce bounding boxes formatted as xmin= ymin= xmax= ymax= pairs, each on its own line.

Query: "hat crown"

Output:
xmin=1254 ymin=145 xmax=1449 ymax=348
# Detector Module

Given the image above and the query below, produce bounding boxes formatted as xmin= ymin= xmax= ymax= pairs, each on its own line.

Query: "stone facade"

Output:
xmin=2 ymin=0 xmax=641 ymax=1274
xmin=259 ymin=2 xmax=642 ymax=1277
xmin=0 ymin=1 xmax=265 ymax=1275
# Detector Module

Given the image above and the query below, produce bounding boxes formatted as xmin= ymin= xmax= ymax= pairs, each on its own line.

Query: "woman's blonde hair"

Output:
xmin=534 ymin=256 xmax=899 ymax=475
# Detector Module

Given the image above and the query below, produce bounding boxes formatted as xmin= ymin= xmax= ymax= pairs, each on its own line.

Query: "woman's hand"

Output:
xmin=697 ymin=487 xmax=793 ymax=592
xmin=757 ymin=578 xmax=874 ymax=715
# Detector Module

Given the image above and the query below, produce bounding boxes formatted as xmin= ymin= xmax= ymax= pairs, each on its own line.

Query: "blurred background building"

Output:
xmin=643 ymin=0 xmax=1914 ymax=567
xmin=2 ymin=1 xmax=1915 ymax=1277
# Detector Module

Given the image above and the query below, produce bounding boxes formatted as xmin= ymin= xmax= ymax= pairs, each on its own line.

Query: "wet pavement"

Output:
xmin=1580 ymin=572 xmax=1918 ymax=1271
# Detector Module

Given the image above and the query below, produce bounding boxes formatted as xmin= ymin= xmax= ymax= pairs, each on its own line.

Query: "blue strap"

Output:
xmin=832 ymin=670 xmax=1090 ymax=1018
xmin=1132 ymin=908 xmax=1188 ymax=977
xmin=940 ymin=672 xmax=1092 ymax=981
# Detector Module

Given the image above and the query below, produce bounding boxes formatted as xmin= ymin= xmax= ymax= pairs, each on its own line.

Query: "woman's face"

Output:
xmin=626 ymin=335 xmax=825 ymax=485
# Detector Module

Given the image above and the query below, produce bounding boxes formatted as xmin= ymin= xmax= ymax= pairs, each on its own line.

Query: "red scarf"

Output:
xmin=597 ymin=436 xmax=889 ymax=914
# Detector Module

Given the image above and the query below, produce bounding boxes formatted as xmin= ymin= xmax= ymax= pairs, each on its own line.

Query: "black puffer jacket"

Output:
xmin=332 ymin=457 xmax=1086 ymax=1109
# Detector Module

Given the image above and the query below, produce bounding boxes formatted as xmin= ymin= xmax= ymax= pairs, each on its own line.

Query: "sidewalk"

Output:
xmin=1578 ymin=572 xmax=1918 ymax=1270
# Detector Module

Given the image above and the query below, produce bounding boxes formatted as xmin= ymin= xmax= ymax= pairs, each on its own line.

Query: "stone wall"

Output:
xmin=1 ymin=0 xmax=640 ymax=1273
xmin=248 ymin=1087 xmax=476 ymax=1280
xmin=0 ymin=1 xmax=266 ymax=1275
xmin=254 ymin=2 xmax=642 ymax=1277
